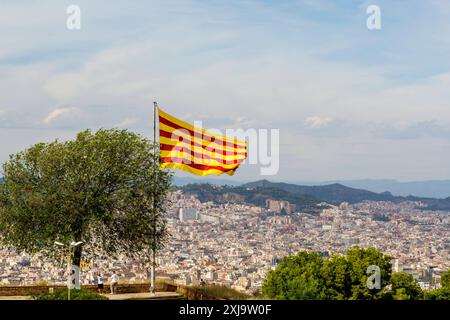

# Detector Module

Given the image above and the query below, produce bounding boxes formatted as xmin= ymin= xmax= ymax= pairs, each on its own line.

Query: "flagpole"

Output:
xmin=150 ymin=101 xmax=158 ymax=294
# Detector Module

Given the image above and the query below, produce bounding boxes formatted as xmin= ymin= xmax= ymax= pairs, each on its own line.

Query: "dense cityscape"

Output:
xmin=0 ymin=189 xmax=448 ymax=293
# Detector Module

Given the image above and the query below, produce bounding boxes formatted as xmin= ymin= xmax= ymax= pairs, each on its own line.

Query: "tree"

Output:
xmin=344 ymin=246 xmax=392 ymax=300
xmin=424 ymin=269 xmax=450 ymax=300
xmin=262 ymin=246 xmax=392 ymax=300
xmin=0 ymin=129 xmax=172 ymax=268
xmin=390 ymin=272 xmax=422 ymax=300
xmin=262 ymin=251 xmax=325 ymax=299
xmin=440 ymin=269 xmax=450 ymax=288
xmin=321 ymin=253 xmax=352 ymax=299
xmin=392 ymin=288 xmax=410 ymax=300
xmin=424 ymin=287 xmax=450 ymax=300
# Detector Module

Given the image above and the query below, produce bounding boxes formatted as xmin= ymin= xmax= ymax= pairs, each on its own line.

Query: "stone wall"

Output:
xmin=0 ymin=282 xmax=178 ymax=297
xmin=0 ymin=282 xmax=225 ymax=300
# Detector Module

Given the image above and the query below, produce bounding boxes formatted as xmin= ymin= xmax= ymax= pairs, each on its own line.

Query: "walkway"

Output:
xmin=104 ymin=292 xmax=182 ymax=300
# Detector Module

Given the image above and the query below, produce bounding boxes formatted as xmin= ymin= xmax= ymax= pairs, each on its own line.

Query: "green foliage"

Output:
xmin=0 ymin=129 xmax=172 ymax=266
xmin=423 ymin=286 xmax=450 ymax=300
xmin=262 ymin=251 xmax=325 ymax=300
xmin=344 ymin=246 xmax=392 ymax=299
xmin=392 ymin=288 xmax=410 ymax=300
xmin=440 ymin=269 xmax=450 ymax=288
xmin=34 ymin=288 xmax=108 ymax=300
xmin=424 ymin=269 xmax=450 ymax=300
xmin=321 ymin=254 xmax=351 ymax=299
xmin=262 ymin=246 xmax=392 ymax=300
xmin=390 ymin=272 xmax=422 ymax=300
xmin=262 ymin=249 xmax=450 ymax=301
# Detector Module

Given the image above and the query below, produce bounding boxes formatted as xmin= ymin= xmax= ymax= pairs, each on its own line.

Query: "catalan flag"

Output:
xmin=158 ymin=108 xmax=247 ymax=176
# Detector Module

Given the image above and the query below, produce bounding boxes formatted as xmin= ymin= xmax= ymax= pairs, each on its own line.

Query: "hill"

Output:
xmin=319 ymin=179 xmax=450 ymax=198
xmin=173 ymin=176 xmax=450 ymax=199
xmin=180 ymin=183 xmax=324 ymax=213
xmin=242 ymin=180 xmax=399 ymax=204
xmin=181 ymin=180 xmax=450 ymax=211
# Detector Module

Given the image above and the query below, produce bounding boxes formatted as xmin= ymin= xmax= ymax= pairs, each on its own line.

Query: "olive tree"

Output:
xmin=0 ymin=129 xmax=172 ymax=268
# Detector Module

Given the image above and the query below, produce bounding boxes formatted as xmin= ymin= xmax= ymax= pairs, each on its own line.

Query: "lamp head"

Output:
xmin=70 ymin=241 xmax=83 ymax=247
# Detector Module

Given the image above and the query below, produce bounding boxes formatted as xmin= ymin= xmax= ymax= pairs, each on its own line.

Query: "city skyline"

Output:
xmin=1 ymin=189 xmax=448 ymax=294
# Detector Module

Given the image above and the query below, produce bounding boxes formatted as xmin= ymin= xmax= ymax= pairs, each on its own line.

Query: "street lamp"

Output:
xmin=54 ymin=241 xmax=83 ymax=300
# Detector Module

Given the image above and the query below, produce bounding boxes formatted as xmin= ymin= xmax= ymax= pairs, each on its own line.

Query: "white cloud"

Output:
xmin=304 ymin=116 xmax=333 ymax=129
xmin=43 ymin=107 xmax=79 ymax=125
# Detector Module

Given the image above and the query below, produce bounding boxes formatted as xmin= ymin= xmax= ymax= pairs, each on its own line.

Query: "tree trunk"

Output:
xmin=72 ymin=219 xmax=83 ymax=267
xmin=72 ymin=245 xmax=82 ymax=267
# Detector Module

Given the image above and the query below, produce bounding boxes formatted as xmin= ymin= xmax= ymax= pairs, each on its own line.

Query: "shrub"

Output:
xmin=34 ymin=288 xmax=108 ymax=300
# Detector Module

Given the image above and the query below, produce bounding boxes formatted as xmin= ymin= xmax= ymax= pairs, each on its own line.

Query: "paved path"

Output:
xmin=0 ymin=296 xmax=32 ymax=300
xmin=103 ymin=292 xmax=182 ymax=300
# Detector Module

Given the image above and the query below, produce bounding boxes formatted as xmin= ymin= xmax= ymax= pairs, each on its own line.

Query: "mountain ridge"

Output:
xmin=180 ymin=179 xmax=450 ymax=211
xmin=174 ymin=176 xmax=450 ymax=199
xmin=242 ymin=179 xmax=398 ymax=203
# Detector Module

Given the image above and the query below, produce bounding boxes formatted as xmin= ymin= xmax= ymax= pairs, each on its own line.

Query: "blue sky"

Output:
xmin=1 ymin=0 xmax=450 ymax=182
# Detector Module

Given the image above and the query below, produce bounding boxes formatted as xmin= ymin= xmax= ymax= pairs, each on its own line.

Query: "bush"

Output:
xmin=424 ymin=287 xmax=450 ymax=300
xmin=34 ymin=288 xmax=108 ymax=300
xmin=190 ymin=284 xmax=250 ymax=300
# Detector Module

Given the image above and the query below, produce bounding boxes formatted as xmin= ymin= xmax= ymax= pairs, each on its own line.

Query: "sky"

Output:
xmin=1 ymin=0 xmax=450 ymax=183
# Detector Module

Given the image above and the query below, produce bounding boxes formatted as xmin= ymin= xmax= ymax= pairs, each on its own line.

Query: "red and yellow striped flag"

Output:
xmin=158 ymin=108 xmax=247 ymax=176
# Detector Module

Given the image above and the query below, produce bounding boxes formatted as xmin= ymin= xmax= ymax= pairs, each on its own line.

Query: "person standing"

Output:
xmin=97 ymin=274 xmax=104 ymax=293
xmin=110 ymin=271 xmax=119 ymax=294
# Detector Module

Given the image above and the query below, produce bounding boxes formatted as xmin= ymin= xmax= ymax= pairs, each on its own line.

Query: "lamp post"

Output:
xmin=54 ymin=241 xmax=83 ymax=300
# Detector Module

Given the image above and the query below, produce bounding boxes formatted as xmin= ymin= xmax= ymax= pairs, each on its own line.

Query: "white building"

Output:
xmin=179 ymin=208 xmax=199 ymax=222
